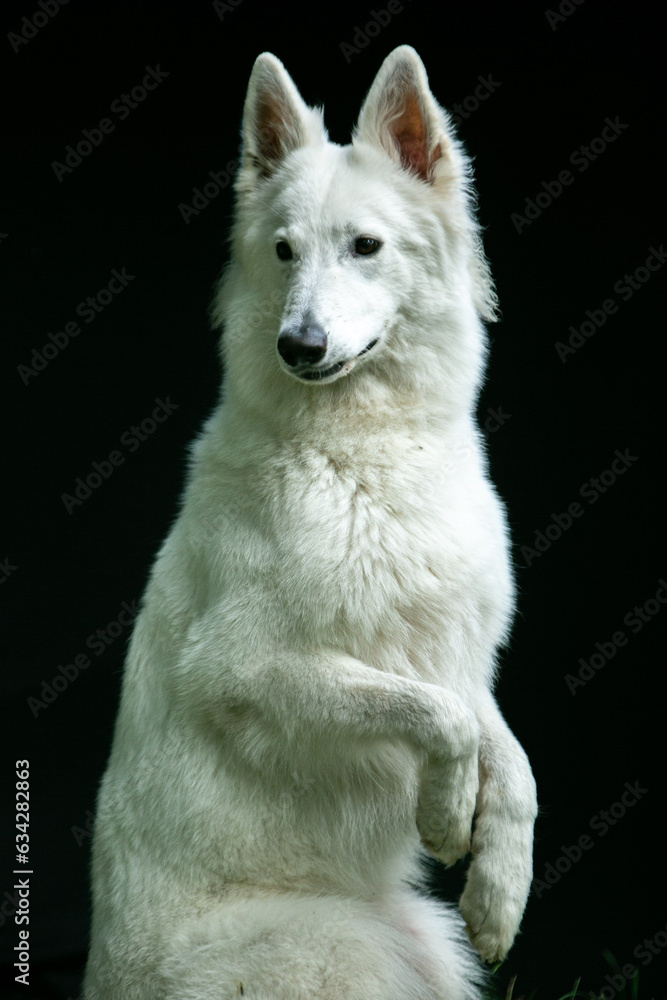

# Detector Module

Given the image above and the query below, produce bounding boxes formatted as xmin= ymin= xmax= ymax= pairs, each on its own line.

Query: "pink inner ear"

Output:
xmin=255 ymin=94 xmax=292 ymax=174
xmin=391 ymin=91 xmax=440 ymax=182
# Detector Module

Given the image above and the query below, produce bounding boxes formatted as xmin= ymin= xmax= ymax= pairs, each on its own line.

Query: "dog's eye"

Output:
xmin=276 ymin=241 xmax=293 ymax=261
xmin=354 ymin=237 xmax=381 ymax=256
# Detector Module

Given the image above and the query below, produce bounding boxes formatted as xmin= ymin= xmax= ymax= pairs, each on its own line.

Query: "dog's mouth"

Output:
xmin=294 ymin=339 xmax=379 ymax=383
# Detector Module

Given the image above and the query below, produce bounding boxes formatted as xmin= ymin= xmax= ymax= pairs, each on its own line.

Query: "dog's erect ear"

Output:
xmin=355 ymin=47 xmax=497 ymax=321
xmin=354 ymin=46 xmax=453 ymax=184
xmin=238 ymin=53 xmax=327 ymax=189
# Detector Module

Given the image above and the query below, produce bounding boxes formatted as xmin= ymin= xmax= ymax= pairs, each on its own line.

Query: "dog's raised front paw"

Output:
xmin=416 ymin=757 xmax=478 ymax=867
xmin=459 ymin=849 xmax=531 ymax=963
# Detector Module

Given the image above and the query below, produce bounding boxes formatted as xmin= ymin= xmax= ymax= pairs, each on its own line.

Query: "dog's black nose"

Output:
xmin=277 ymin=323 xmax=328 ymax=368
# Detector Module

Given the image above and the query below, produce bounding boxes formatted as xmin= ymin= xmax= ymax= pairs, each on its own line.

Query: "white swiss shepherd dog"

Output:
xmin=84 ymin=46 xmax=537 ymax=1000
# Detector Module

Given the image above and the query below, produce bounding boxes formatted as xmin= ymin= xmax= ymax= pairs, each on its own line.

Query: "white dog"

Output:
xmin=84 ymin=46 xmax=537 ymax=1000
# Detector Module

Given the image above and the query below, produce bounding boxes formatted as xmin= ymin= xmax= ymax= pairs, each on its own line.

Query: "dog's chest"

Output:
xmin=241 ymin=440 xmax=489 ymax=677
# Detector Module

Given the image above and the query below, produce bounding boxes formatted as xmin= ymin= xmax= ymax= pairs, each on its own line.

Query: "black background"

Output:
xmin=1 ymin=1 xmax=665 ymax=997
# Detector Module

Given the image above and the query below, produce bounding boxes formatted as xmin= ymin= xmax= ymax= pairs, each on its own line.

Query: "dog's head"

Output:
xmin=214 ymin=47 xmax=495 ymax=417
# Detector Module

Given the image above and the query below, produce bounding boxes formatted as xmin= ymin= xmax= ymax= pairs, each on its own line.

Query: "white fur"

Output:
xmin=84 ymin=46 xmax=537 ymax=1000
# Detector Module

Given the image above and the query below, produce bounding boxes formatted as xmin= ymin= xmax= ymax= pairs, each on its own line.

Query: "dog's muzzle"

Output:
xmin=277 ymin=322 xmax=378 ymax=382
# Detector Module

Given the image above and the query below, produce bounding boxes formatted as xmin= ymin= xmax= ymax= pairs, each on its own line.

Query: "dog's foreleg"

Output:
xmin=187 ymin=633 xmax=480 ymax=864
xmin=458 ymin=690 xmax=537 ymax=963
